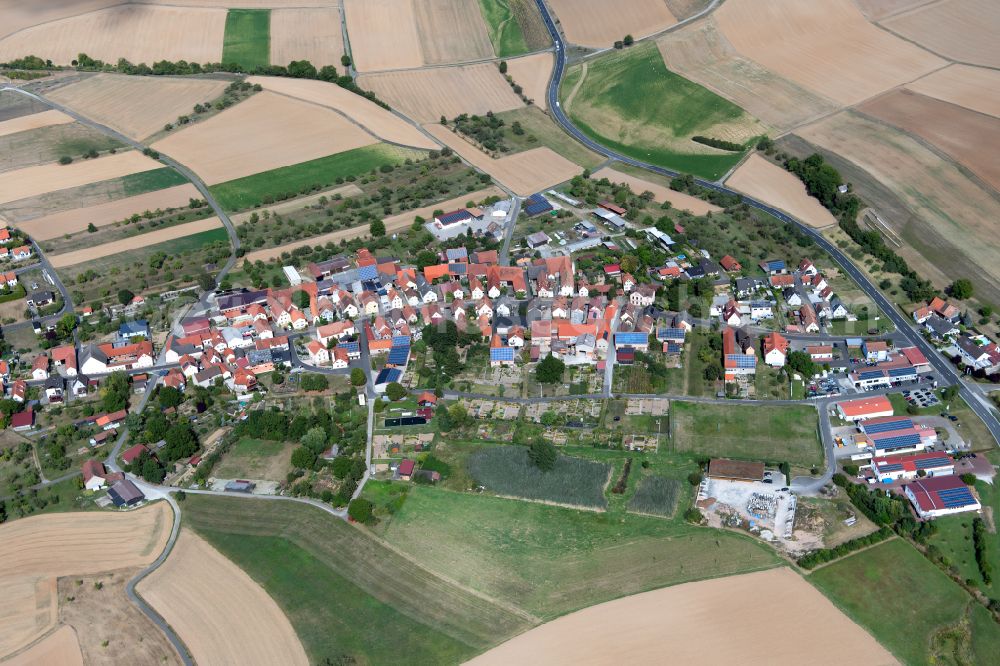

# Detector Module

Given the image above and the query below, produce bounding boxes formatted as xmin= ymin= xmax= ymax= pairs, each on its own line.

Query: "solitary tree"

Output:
xmin=950 ymin=279 xmax=974 ymax=300
xmin=350 ymin=367 xmax=366 ymax=386
xmin=527 ymin=439 xmax=557 ymax=472
xmin=535 ymin=354 xmax=565 ymax=384
xmin=117 ymin=289 xmax=134 ymax=305
xmin=370 ymin=219 xmax=386 ymax=237
xmin=385 ymin=382 xmax=407 ymax=401
xmin=623 ymin=34 xmax=634 ymax=46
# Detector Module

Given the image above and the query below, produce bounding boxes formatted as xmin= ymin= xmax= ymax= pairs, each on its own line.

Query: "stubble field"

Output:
xmin=269 ymin=8 xmax=344 ymax=68
xmin=138 ymin=529 xmax=308 ymax=666
xmin=504 ymin=52 xmax=553 ymax=109
xmin=47 ymin=74 xmax=229 ymax=141
xmin=342 ymin=0 xmax=423 ymax=71
xmin=881 ymin=0 xmax=1000 ymax=68
xmin=547 ymin=0 xmax=676 ymax=48
xmin=48 ymin=216 xmax=223 ymax=268
xmin=0 ymin=109 xmax=73 ymax=138
xmin=4 ymin=625 xmax=83 ymax=666
xmin=0 ymin=150 xmax=162 ymax=205
xmin=359 ymin=64 xmax=524 ymax=123
xmin=151 ymin=91 xmax=377 ymax=185
xmin=725 ymin=154 xmax=837 ymax=228
xmin=591 ymin=166 xmax=721 ymax=215
xmin=413 ymin=0 xmax=494 ymax=65
xmin=905 ymin=65 xmax=1000 ymax=119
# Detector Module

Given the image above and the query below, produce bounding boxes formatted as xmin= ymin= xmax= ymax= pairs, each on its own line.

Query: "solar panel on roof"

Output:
xmin=387 ymin=347 xmax=410 ymax=365
xmin=615 ymin=332 xmax=648 ymax=346
xmin=338 ymin=341 xmax=360 ymax=353
xmin=391 ymin=335 xmax=410 ymax=347
xmin=936 ymin=486 xmax=975 ymax=507
xmin=915 ymin=456 xmax=952 ymax=470
xmin=889 ymin=367 xmax=916 ymax=377
xmin=667 ymin=343 xmax=682 ymax=354
xmin=656 ymin=327 xmax=685 ymax=340
xmin=864 ymin=418 xmax=913 ymax=434
xmin=878 ymin=463 xmax=904 ymax=473
xmin=858 ymin=370 xmax=884 ymax=380
xmin=490 ymin=347 xmax=515 ymax=361
xmin=726 ymin=354 xmax=757 ymax=369
xmin=375 ymin=367 xmax=401 ymax=384
xmin=874 ymin=433 xmax=921 ymax=450
xmin=358 ymin=264 xmax=378 ymax=280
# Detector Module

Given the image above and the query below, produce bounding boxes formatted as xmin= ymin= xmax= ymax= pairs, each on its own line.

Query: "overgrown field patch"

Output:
xmin=223 ymin=9 xmax=270 ymax=70
xmin=469 ymin=445 xmax=611 ymax=509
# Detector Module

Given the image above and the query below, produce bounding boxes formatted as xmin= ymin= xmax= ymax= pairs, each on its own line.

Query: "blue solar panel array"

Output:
xmin=615 ymin=332 xmax=648 ymax=347
xmin=490 ymin=347 xmax=515 ymax=362
xmin=726 ymin=354 xmax=757 ymax=369
xmin=375 ymin=367 xmax=402 ymax=384
xmin=524 ymin=194 xmax=553 ymax=217
xmin=666 ymin=342 xmax=683 ymax=354
xmin=391 ymin=335 xmax=410 ymax=347
xmin=387 ymin=346 xmax=410 ymax=366
xmin=857 ymin=369 xmax=885 ymax=380
xmin=337 ymin=341 xmax=360 ymax=354
xmin=765 ymin=260 xmax=785 ymax=271
xmin=864 ymin=418 xmax=913 ymax=434
xmin=878 ymin=462 xmax=904 ymax=473
xmin=889 ymin=367 xmax=916 ymax=378
xmin=916 ymin=456 xmax=952 ymax=470
xmin=438 ymin=210 xmax=471 ymax=226
xmin=656 ymin=327 xmax=685 ymax=341
xmin=358 ymin=264 xmax=378 ymax=281
xmin=874 ymin=433 xmax=921 ymax=451
xmin=936 ymin=485 xmax=975 ymax=508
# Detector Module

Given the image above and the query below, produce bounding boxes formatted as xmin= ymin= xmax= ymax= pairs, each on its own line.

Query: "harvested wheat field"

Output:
xmin=4 ymin=626 xmax=83 ymax=666
xmin=797 ymin=110 xmax=1000 ymax=293
xmin=246 ymin=186 xmax=503 ymax=262
xmin=0 ymin=150 xmax=161 ymax=205
xmin=0 ymin=0 xmax=120 ymax=39
xmin=19 ymin=183 xmax=201 ymax=239
xmin=49 ymin=216 xmax=223 ymax=267
xmin=854 ymin=0 xmax=934 ymax=20
xmin=360 ymin=64 xmax=524 ymax=124
xmin=592 ymin=167 xmax=720 ymax=215
xmin=882 ymin=0 xmax=1000 ymax=68
xmin=245 ymin=76 xmax=436 ymax=149
xmin=413 ymin=0 xmax=495 ymax=65
xmin=656 ymin=18 xmax=840 ymax=133
xmin=505 ymin=52 xmax=553 ymax=109
xmin=343 ymin=0 xmax=423 ymax=72
xmin=907 ymin=65 xmax=1000 ymax=119
xmin=715 ymin=0 xmax=943 ymax=106
xmin=0 ymin=109 xmax=73 ymax=139
xmin=548 ymin=0 xmax=676 ymax=48
xmin=859 ymin=89 xmax=1000 ymax=191
xmin=468 ymin=568 xmax=894 ymax=666
xmin=47 ymin=74 xmax=228 ymax=141
xmin=138 ymin=529 xmax=308 ymax=666
xmin=0 ymin=503 xmax=172 ymax=658
xmin=425 ymin=123 xmax=579 ymax=196
xmin=726 ymin=154 xmax=837 ymax=228
xmin=270 ymin=8 xmax=344 ymax=68
xmin=152 ymin=92 xmax=376 ymax=185
xmin=232 ymin=184 xmax=362 ymax=224
xmin=0 ymin=5 xmax=227 ymax=66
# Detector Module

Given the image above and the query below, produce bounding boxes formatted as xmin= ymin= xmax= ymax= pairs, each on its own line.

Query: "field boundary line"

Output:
xmin=799 ymin=534 xmax=900 ymax=574
xmin=353 ymin=48 xmax=554 ymax=76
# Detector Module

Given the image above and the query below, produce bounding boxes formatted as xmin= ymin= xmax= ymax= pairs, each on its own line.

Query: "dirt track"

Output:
xmin=882 ymin=0 xmax=1000 ymax=68
xmin=270 ymin=7 xmax=345 ymax=69
xmin=49 ymin=216 xmax=223 ymax=267
xmin=151 ymin=91 xmax=377 ymax=185
xmin=3 ymin=625 xmax=83 ymax=666
xmin=0 ymin=109 xmax=74 ymax=138
xmin=137 ymin=529 xmax=308 ymax=666
xmin=593 ymin=167 xmax=722 ymax=215
xmin=906 ymin=65 xmax=1000 ymax=119
xmin=725 ymin=154 xmax=837 ymax=228
xmin=19 ymin=183 xmax=202 ymax=239
xmin=48 ymin=74 xmax=228 ymax=141
xmin=246 ymin=76 xmax=437 ymax=149
xmin=244 ymin=186 xmax=503 ymax=263
xmin=467 ymin=568 xmax=895 ymax=666
xmin=0 ymin=150 xmax=162 ymax=205
xmin=548 ymin=0 xmax=676 ymax=48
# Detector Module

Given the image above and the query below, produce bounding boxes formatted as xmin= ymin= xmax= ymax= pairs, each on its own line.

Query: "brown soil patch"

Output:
xmin=548 ymin=0 xmax=676 ymax=48
xmin=0 ymin=150 xmax=161 ymax=205
xmin=796 ymin=110 xmax=1000 ymax=296
xmin=47 ymin=73 xmax=228 ymax=141
xmin=725 ymin=154 xmax=837 ymax=228
xmin=0 ymin=110 xmax=73 ymax=139
xmin=906 ymin=65 xmax=1000 ymax=119
xmin=859 ymin=88 xmax=1000 ymax=191
xmin=56 ymin=568 xmax=181 ymax=666
xmin=3 ymin=625 xmax=83 ymax=666
xmin=656 ymin=18 xmax=840 ymax=134
xmin=0 ymin=503 xmax=172 ymax=658
xmin=270 ymin=7 xmax=345 ymax=69
xmin=882 ymin=0 xmax=1000 ymax=68
xmin=505 ymin=52 xmax=553 ymax=110
xmin=231 ymin=183 xmax=363 ymax=224
xmin=151 ymin=91 xmax=377 ymax=185
xmin=137 ymin=529 xmax=308 ymax=666
xmin=48 ymin=216 xmax=223 ymax=268
xmin=414 ymin=0 xmax=495 ymax=65
xmin=359 ymin=64 xmax=524 ymax=124
xmin=469 ymin=568 xmax=894 ymax=665
xmin=715 ymin=0 xmax=944 ymax=106
xmin=343 ymin=0 xmax=423 ymax=72
xmin=592 ymin=166 xmax=721 ymax=215
xmin=19 ymin=183 xmax=201 ymax=239
xmin=424 ymin=123 xmax=579 ymax=195
xmin=854 ymin=0 xmax=934 ymax=20
xmin=0 ymin=5 xmax=227 ymax=66
xmin=246 ymin=76 xmax=437 ymax=149
xmin=245 ymin=186 xmax=503 ymax=263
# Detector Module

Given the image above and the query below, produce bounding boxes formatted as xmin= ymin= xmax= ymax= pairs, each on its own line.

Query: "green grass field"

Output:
xmin=182 ymin=495 xmax=533 ymax=664
xmin=121 ymin=167 xmax=189 ymax=196
xmin=809 ymin=539 xmax=1000 ymax=665
xmin=927 ymin=480 xmax=1000 ymax=597
xmin=377 ymin=485 xmax=780 ymax=619
xmin=209 ymin=144 xmax=425 ymax=211
xmin=560 ymin=42 xmax=760 ymax=180
xmin=478 ymin=0 xmax=530 ymax=57
xmin=222 ymin=9 xmax=270 ymax=70
xmin=670 ymin=401 xmax=823 ymax=469
xmin=212 ymin=438 xmax=291 ymax=481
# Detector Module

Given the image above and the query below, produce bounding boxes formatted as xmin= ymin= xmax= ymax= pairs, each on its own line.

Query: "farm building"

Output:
xmin=526 ymin=231 xmax=551 ymax=248
xmin=108 ymin=479 xmax=145 ymax=507
xmin=10 ymin=409 xmax=33 ymax=432
xmin=708 ymin=459 xmax=765 ymax=482
xmin=524 ymin=193 xmax=553 ymax=217
xmin=865 ymin=452 xmax=954 ymax=484
xmin=904 ymin=475 xmax=980 ymax=520
xmin=614 ymin=331 xmax=649 ymax=351
xmin=836 ymin=396 xmax=893 ymax=422
xmin=398 ymin=459 xmax=415 ymax=481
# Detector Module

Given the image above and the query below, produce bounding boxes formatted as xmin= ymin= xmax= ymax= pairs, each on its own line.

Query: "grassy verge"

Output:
xmin=182 ymin=494 xmax=532 ymax=664
xmin=222 ymin=9 xmax=270 ymax=69
xmin=670 ymin=401 xmax=823 ymax=469
xmin=478 ymin=0 xmax=530 ymax=57
xmin=809 ymin=538 xmax=1000 ymax=665
xmin=495 ymin=106 xmax=603 ymax=167
xmin=209 ymin=144 xmax=425 ymax=211
xmin=560 ymin=42 xmax=759 ymax=180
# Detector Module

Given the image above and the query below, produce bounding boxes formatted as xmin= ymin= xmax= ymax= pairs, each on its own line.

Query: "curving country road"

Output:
xmin=532 ymin=0 xmax=1000 ymax=447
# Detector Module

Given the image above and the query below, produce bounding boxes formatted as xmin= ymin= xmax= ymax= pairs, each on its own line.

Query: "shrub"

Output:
xmin=687 ymin=472 xmax=703 ymax=486
xmin=684 ymin=507 xmax=703 ymax=524
xmin=347 ymin=498 xmax=374 ymax=524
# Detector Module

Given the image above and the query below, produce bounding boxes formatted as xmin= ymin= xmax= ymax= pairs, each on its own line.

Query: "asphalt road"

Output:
xmin=531 ymin=0 xmax=1000 ymax=447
